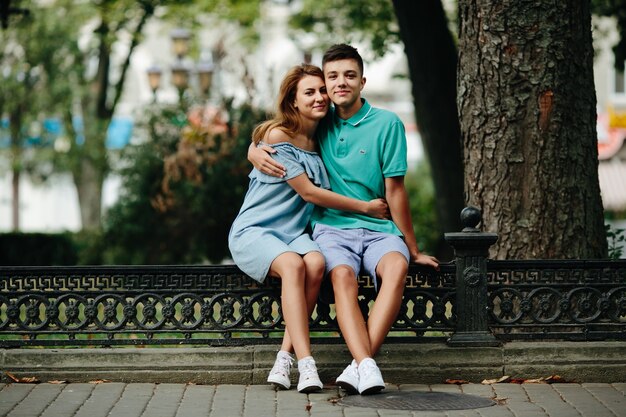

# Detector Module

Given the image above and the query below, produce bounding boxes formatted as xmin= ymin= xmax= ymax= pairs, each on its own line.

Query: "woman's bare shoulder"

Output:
xmin=264 ymin=128 xmax=293 ymax=145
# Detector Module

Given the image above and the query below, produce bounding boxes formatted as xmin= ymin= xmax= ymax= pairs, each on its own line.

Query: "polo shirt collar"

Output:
xmin=334 ymin=98 xmax=373 ymax=127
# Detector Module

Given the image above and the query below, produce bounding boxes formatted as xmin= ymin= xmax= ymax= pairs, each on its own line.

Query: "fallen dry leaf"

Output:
xmin=445 ymin=379 xmax=469 ymax=385
xmin=523 ymin=378 xmax=547 ymax=384
xmin=305 ymin=403 xmax=312 ymax=411
xmin=545 ymin=375 xmax=572 ymax=384
xmin=89 ymin=379 xmax=110 ymax=384
xmin=4 ymin=372 xmax=19 ymax=383
xmin=4 ymin=372 xmax=40 ymax=384
xmin=481 ymin=375 xmax=511 ymax=384
xmin=492 ymin=396 xmax=508 ymax=405
xmin=48 ymin=380 xmax=68 ymax=384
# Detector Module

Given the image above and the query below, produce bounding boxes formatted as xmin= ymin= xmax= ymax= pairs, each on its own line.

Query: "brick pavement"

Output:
xmin=1 ymin=382 xmax=624 ymax=417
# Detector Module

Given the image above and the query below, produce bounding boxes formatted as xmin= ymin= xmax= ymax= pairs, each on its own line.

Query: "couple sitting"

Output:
xmin=228 ymin=44 xmax=439 ymax=395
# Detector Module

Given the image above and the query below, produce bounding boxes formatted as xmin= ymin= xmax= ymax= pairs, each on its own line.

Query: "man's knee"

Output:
xmin=329 ymin=265 xmax=358 ymax=292
xmin=378 ymin=252 xmax=408 ymax=273
xmin=376 ymin=253 xmax=408 ymax=285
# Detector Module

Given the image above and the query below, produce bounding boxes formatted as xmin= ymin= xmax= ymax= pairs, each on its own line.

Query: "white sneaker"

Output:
xmin=335 ymin=359 xmax=359 ymax=394
xmin=267 ymin=351 xmax=293 ymax=390
xmin=357 ymin=358 xmax=385 ymax=395
xmin=297 ymin=357 xmax=323 ymax=393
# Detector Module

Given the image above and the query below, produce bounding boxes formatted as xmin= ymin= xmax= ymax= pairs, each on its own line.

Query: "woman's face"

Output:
xmin=293 ymin=75 xmax=329 ymax=121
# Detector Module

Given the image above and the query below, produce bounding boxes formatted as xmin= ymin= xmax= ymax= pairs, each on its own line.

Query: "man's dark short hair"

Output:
xmin=322 ymin=44 xmax=364 ymax=75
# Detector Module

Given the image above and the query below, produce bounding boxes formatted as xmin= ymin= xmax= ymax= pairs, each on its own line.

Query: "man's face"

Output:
xmin=323 ymin=59 xmax=365 ymax=110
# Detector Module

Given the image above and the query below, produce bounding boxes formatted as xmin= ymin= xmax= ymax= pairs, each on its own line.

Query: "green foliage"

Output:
xmin=289 ymin=0 xmax=400 ymax=59
xmin=404 ymin=162 xmax=440 ymax=254
xmin=0 ymin=3 xmax=83 ymax=167
xmin=164 ymin=0 xmax=262 ymax=46
xmin=0 ymin=233 xmax=77 ymax=265
xmin=605 ymin=224 xmax=626 ymax=259
xmin=100 ymin=101 xmax=266 ymax=264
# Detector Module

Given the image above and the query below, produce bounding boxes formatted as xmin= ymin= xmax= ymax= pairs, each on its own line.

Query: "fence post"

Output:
xmin=445 ymin=206 xmax=500 ymax=347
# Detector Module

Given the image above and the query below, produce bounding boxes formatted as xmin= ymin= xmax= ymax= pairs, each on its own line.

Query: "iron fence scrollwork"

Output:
xmin=1 ymin=207 xmax=625 ymax=347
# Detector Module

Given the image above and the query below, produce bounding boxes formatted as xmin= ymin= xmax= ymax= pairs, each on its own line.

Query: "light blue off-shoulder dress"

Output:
xmin=228 ymin=142 xmax=330 ymax=282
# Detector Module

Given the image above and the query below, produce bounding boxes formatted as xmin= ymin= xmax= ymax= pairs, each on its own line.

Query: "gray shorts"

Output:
xmin=312 ymin=223 xmax=409 ymax=290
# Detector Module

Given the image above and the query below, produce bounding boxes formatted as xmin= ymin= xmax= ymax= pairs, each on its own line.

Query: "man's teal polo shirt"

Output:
xmin=311 ymin=98 xmax=407 ymax=235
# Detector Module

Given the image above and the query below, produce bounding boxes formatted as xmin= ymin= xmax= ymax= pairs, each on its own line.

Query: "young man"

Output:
xmin=250 ymin=44 xmax=439 ymax=395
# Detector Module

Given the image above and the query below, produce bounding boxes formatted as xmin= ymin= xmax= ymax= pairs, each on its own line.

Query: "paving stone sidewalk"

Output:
xmin=1 ymin=382 xmax=624 ymax=417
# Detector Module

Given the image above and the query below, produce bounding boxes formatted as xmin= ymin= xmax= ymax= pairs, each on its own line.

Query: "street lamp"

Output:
xmin=146 ymin=65 xmax=162 ymax=103
xmin=170 ymin=61 xmax=191 ymax=102
xmin=170 ymin=28 xmax=191 ymax=59
xmin=197 ymin=61 xmax=215 ymax=97
xmin=146 ymin=28 xmax=214 ymax=104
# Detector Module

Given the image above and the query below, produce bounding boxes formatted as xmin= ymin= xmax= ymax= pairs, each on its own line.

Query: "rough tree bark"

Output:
xmin=392 ymin=0 xmax=465 ymax=257
xmin=458 ymin=0 xmax=607 ymax=258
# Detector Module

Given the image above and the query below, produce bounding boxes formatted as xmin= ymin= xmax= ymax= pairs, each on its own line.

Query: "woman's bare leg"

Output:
xmin=269 ymin=252 xmax=310 ymax=359
xmin=279 ymin=251 xmax=325 ymax=353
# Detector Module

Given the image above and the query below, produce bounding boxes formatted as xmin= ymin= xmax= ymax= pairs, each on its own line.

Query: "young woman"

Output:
xmin=228 ymin=64 xmax=389 ymax=393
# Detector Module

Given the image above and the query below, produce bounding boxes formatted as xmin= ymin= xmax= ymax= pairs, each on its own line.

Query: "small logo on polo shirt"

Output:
xmin=359 ymin=149 xmax=366 ymax=154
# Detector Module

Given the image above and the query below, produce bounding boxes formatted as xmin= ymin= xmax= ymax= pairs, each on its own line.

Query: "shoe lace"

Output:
xmin=272 ymin=354 xmax=293 ymax=375
xmin=359 ymin=360 xmax=378 ymax=379
xmin=346 ymin=362 xmax=359 ymax=378
xmin=299 ymin=360 xmax=318 ymax=380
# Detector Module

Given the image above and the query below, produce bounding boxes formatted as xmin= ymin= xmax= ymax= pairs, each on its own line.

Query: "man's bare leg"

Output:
xmin=330 ymin=265 xmax=372 ymax=363
xmin=367 ymin=252 xmax=408 ymax=356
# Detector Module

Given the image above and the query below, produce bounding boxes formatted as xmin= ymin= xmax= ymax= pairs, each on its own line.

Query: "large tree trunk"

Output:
xmin=74 ymin=158 xmax=104 ymax=231
xmin=458 ymin=0 xmax=607 ymax=259
xmin=9 ymin=109 xmax=22 ymax=231
xmin=392 ymin=0 xmax=465 ymax=259
xmin=71 ymin=116 xmax=108 ymax=231
xmin=11 ymin=160 xmax=20 ymax=231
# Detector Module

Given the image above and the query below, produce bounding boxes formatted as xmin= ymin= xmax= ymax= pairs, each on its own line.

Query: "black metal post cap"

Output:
xmin=460 ymin=206 xmax=482 ymax=231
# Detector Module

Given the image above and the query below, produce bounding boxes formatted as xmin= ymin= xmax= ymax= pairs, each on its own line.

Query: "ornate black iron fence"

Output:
xmin=0 ymin=263 xmax=455 ymax=347
xmin=488 ymin=260 xmax=626 ymax=340
xmin=1 ymin=207 xmax=624 ymax=347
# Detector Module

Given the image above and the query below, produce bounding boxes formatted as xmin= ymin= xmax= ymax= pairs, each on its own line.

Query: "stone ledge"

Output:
xmin=1 ymin=341 xmax=624 ymax=385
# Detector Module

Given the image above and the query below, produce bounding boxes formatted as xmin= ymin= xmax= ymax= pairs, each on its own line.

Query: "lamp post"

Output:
xmin=197 ymin=61 xmax=215 ymax=98
xmin=146 ymin=66 xmax=162 ymax=103
xmin=170 ymin=28 xmax=191 ymax=59
xmin=146 ymin=28 xmax=214 ymax=106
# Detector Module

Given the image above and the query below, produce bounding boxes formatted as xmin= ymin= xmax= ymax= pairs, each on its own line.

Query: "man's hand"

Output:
xmin=248 ymin=143 xmax=286 ymax=178
xmin=412 ymin=252 xmax=439 ymax=270
xmin=366 ymin=198 xmax=390 ymax=219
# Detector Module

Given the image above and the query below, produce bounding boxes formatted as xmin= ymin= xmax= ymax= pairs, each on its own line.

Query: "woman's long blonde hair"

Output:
xmin=252 ymin=64 xmax=324 ymax=144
